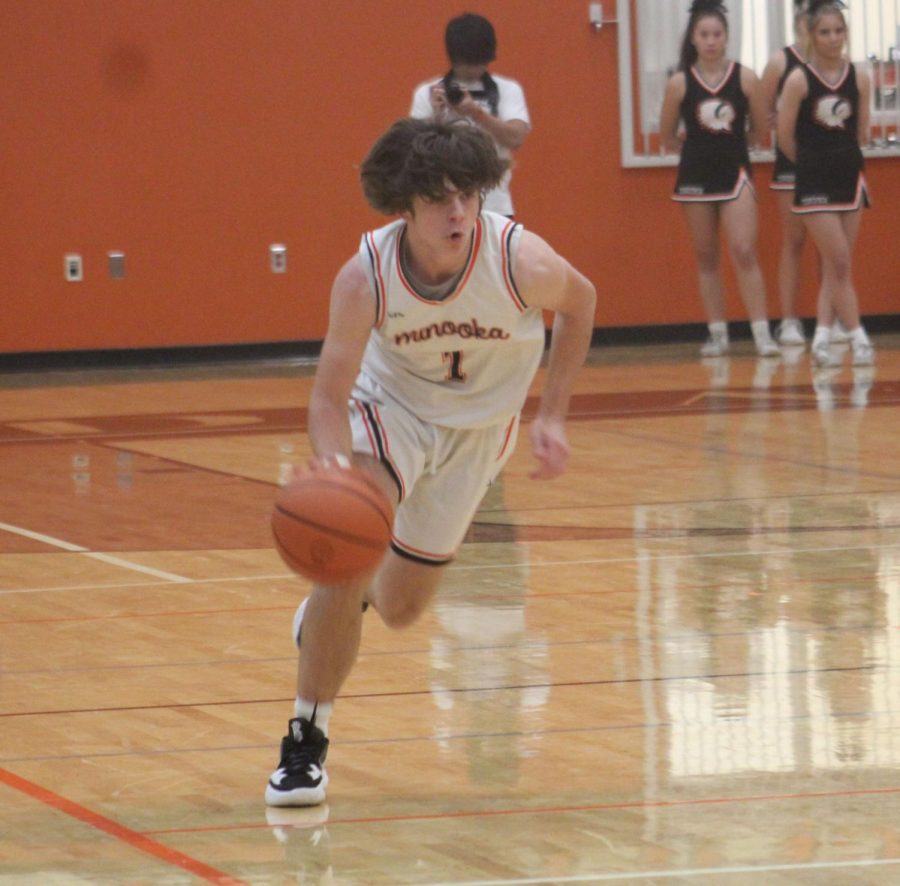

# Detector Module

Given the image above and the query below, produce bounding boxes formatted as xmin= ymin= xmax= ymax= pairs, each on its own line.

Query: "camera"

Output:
xmin=445 ymin=83 xmax=465 ymax=105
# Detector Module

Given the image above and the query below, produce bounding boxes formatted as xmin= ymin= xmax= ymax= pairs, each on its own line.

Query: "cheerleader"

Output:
xmin=659 ymin=0 xmax=779 ymax=358
xmin=776 ymin=0 xmax=874 ymax=366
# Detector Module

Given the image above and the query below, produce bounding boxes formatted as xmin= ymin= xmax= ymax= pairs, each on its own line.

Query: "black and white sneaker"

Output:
xmin=265 ymin=718 xmax=329 ymax=807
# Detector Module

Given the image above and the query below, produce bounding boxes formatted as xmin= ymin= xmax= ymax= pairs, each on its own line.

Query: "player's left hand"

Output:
xmin=528 ymin=416 xmax=570 ymax=480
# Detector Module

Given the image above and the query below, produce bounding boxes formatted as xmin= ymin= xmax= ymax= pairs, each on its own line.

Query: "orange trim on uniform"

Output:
xmin=792 ymin=174 xmax=869 ymax=215
xmin=496 ymin=415 xmax=517 ymax=462
xmin=500 ymin=220 xmax=527 ymax=312
xmin=395 ymin=218 xmax=483 ymax=305
xmin=355 ymin=399 xmax=406 ymax=500
xmin=690 ymin=60 xmax=735 ymax=95
xmin=356 ymin=399 xmax=380 ymax=458
xmin=672 ymin=168 xmax=754 ymax=204
xmin=806 ymin=62 xmax=850 ymax=92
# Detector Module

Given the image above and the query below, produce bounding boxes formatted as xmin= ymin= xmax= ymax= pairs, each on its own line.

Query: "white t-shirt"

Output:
xmin=410 ymin=73 xmax=530 ymax=216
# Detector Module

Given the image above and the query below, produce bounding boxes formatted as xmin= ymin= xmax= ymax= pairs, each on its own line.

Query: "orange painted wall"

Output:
xmin=2 ymin=1 xmax=897 ymax=355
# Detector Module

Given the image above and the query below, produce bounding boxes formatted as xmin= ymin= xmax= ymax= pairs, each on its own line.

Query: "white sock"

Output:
xmin=750 ymin=320 xmax=773 ymax=345
xmin=812 ymin=325 xmax=831 ymax=346
xmin=294 ymin=697 xmax=333 ymax=736
xmin=708 ymin=321 xmax=728 ymax=340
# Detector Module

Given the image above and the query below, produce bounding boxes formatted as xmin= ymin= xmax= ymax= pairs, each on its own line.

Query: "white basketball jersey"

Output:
xmin=355 ymin=211 xmax=546 ymax=429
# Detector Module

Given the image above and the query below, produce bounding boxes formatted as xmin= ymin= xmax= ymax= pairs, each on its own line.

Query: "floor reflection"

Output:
xmin=266 ymin=805 xmax=333 ymax=885
xmin=635 ymin=490 xmax=899 ymax=784
xmin=430 ymin=479 xmax=549 ymax=787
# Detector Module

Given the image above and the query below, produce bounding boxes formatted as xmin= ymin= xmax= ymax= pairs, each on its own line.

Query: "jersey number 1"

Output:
xmin=442 ymin=350 xmax=467 ymax=382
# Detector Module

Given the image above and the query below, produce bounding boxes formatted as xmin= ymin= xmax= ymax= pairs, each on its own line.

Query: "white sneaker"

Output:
xmin=812 ymin=367 xmax=839 ymax=411
xmin=265 ymin=718 xmax=329 ymax=807
xmin=811 ymin=339 xmax=837 ymax=367
xmin=851 ymin=339 xmax=875 ymax=367
xmin=700 ymin=335 xmax=729 ymax=358
xmin=702 ymin=355 xmax=730 ymax=387
xmin=851 ymin=366 xmax=875 ymax=407
xmin=752 ymin=358 xmax=779 ymax=390
xmin=781 ymin=344 xmax=805 ymax=367
xmin=755 ymin=338 xmax=781 ymax=358
xmin=777 ymin=318 xmax=805 ymax=346
xmin=830 ymin=321 xmax=850 ymax=344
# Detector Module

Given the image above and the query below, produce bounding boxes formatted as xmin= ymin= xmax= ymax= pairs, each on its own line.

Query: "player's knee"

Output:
xmin=371 ymin=551 xmax=445 ymax=628
xmin=376 ymin=590 xmax=429 ymax=629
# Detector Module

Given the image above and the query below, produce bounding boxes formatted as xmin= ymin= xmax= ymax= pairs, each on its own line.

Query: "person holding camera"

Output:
xmin=410 ymin=13 xmax=530 ymax=217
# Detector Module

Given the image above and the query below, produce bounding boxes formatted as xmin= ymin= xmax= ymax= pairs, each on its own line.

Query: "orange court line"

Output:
xmin=0 ymin=767 xmax=248 ymax=886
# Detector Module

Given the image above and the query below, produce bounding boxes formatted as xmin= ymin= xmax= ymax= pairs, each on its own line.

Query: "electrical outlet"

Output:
xmin=270 ymin=244 xmax=287 ymax=273
xmin=64 ymin=254 xmax=83 ymax=282
xmin=108 ymin=251 xmax=125 ymax=279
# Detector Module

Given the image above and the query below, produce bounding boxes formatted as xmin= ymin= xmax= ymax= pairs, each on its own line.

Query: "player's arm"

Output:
xmin=776 ymin=68 xmax=806 ymax=163
xmin=307 ymin=256 xmax=376 ymax=463
xmin=463 ymin=102 xmax=529 ymax=150
xmin=743 ymin=66 xmax=770 ymax=149
xmin=856 ymin=66 xmax=872 ymax=147
xmin=513 ymin=231 xmax=597 ymax=480
xmin=456 ymin=78 xmax=529 ymax=150
xmin=658 ymin=73 xmax=687 ymax=153
xmin=760 ymin=50 xmax=786 ymax=129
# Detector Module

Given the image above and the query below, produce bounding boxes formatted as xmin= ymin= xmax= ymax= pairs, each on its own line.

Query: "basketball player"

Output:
xmin=658 ymin=0 xmax=779 ymax=359
xmin=776 ymin=0 xmax=874 ymax=367
xmin=410 ymin=13 xmax=530 ymax=217
xmin=264 ymin=118 xmax=596 ymax=806
xmin=760 ymin=0 xmax=810 ymax=347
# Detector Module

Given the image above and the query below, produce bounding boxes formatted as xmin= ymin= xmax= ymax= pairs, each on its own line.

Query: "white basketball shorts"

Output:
xmin=349 ymin=396 xmax=520 ymax=565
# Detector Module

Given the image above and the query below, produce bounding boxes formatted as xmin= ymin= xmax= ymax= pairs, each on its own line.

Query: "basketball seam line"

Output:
xmin=273 ymin=505 xmax=389 ymax=550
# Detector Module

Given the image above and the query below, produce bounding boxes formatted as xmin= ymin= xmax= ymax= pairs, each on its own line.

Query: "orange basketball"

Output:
xmin=271 ymin=465 xmax=393 ymax=585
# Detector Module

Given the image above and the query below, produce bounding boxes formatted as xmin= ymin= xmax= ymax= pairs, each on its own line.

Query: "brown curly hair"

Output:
xmin=360 ymin=118 xmax=508 ymax=215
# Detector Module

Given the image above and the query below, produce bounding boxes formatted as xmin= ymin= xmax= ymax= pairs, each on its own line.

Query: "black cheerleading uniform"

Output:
xmin=793 ymin=63 xmax=869 ymax=213
xmin=771 ymin=45 xmax=805 ymax=190
xmin=673 ymin=62 xmax=753 ymax=202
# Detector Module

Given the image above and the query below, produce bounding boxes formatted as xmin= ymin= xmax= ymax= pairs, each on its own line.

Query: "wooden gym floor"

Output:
xmin=2 ymin=334 xmax=900 ymax=885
